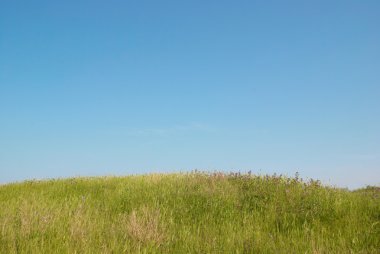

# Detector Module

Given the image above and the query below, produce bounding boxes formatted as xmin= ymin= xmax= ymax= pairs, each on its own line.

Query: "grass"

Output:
xmin=0 ymin=171 xmax=379 ymax=253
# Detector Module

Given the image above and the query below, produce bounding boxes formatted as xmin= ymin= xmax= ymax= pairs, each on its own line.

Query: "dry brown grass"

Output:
xmin=69 ymin=201 xmax=91 ymax=247
xmin=120 ymin=206 xmax=166 ymax=246
xmin=18 ymin=200 xmax=55 ymax=237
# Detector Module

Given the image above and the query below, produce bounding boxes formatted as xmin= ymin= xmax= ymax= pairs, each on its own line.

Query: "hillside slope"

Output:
xmin=0 ymin=172 xmax=379 ymax=253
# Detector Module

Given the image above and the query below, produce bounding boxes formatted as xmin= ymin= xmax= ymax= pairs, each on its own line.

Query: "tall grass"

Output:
xmin=0 ymin=172 xmax=379 ymax=253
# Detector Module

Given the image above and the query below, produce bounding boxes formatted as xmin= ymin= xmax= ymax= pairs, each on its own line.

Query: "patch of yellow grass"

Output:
xmin=120 ymin=206 xmax=166 ymax=246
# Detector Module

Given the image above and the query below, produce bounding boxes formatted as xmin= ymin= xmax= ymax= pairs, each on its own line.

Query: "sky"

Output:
xmin=1 ymin=0 xmax=379 ymax=189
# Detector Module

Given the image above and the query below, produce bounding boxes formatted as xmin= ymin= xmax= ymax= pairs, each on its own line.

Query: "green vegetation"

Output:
xmin=0 ymin=172 xmax=379 ymax=253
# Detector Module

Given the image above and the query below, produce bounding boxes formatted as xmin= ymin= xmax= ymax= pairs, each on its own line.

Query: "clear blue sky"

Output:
xmin=1 ymin=0 xmax=379 ymax=188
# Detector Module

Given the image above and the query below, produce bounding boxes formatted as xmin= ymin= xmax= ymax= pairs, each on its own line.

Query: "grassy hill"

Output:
xmin=0 ymin=172 xmax=379 ymax=253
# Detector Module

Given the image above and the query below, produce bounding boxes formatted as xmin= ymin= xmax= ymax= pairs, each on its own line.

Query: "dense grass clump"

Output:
xmin=0 ymin=172 xmax=379 ymax=253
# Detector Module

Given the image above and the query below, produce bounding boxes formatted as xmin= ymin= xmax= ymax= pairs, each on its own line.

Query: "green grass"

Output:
xmin=0 ymin=172 xmax=379 ymax=253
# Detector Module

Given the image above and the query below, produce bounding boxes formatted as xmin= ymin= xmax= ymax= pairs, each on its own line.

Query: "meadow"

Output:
xmin=0 ymin=172 xmax=379 ymax=253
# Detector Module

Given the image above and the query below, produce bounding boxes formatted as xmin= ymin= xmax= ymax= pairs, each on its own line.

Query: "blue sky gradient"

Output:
xmin=1 ymin=0 xmax=379 ymax=188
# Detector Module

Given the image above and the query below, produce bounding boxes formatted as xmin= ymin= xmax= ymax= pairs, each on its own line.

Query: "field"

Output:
xmin=0 ymin=172 xmax=379 ymax=253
